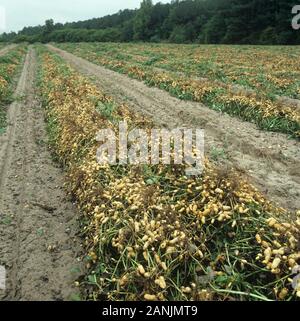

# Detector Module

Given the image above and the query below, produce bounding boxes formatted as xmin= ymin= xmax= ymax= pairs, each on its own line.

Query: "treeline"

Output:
xmin=1 ymin=0 xmax=299 ymax=44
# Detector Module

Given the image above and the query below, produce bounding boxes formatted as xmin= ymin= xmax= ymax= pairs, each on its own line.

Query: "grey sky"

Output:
xmin=0 ymin=0 xmax=170 ymax=33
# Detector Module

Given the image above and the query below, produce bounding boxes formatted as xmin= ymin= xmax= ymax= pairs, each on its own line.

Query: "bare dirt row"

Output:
xmin=0 ymin=47 xmax=83 ymax=301
xmin=47 ymin=44 xmax=300 ymax=213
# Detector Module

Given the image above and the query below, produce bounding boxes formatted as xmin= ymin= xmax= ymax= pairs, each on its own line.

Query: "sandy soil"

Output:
xmin=47 ymin=44 xmax=300 ymax=212
xmin=0 ymin=47 xmax=83 ymax=301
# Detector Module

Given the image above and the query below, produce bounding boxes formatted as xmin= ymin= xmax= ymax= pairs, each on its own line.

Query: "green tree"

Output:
xmin=45 ymin=19 xmax=54 ymax=33
xmin=133 ymin=0 xmax=153 ymax=41
xmin=202 ymin=14 xmax=226 ymax=44
xmin=120 ymin=20 xmax=134 ymax=42
xmin=169 ymin=25 xmax=187 ymax=43
xmin=259 ymin=27 xmax=277 ymax=45
xmin=41 ymin=19 xmax=55 ymax=42
xmin=1 ymin=0 xmax=299 ymax=45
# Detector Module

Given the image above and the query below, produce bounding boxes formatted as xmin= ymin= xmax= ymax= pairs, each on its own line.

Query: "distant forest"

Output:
xmin=1 ymin=0 xmax=300 ymax=44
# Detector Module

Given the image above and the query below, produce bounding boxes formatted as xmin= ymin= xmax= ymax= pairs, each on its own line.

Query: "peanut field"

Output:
xmin=0 ymin=43 xmax=299 ymax=302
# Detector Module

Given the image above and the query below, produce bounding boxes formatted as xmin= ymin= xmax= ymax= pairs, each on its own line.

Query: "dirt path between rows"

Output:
xmin=0 ymin=44 xmax=17 ymax=56
xmin=47 ymin=45 xmax=300 ymax=213
xmin=0 ymin=47 xmax=83 ymax=301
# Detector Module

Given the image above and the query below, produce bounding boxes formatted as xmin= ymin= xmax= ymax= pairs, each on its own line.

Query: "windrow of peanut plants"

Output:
xmin=37 ymin=46 xmax=300 ymax=301
xmin=56 ymin=43 xmax=300 ymax=139
xmin=0 ymin=45 xmax=27 ymax=133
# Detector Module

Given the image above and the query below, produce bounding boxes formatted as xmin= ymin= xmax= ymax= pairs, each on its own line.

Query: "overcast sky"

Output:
xmin=0 ymin=0 xmax=170 ymax=33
